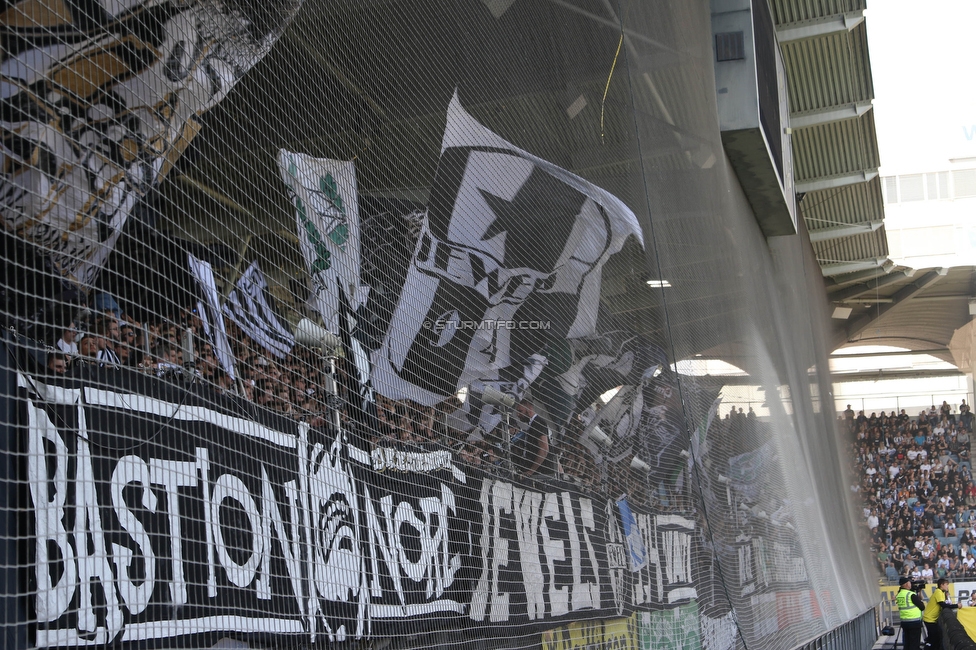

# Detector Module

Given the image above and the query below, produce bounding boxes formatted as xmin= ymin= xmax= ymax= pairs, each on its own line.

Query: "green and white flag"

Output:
xmin=278 ymin=150 xmax=365 ymax=334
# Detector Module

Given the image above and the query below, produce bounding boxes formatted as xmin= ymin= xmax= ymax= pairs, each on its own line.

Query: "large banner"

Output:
xmin=17 ymin=370 xmax=705 ymax=646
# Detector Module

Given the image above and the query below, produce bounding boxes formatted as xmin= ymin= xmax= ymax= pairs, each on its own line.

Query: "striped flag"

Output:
xmin=222 ymin=262 xmax=295 ymax=359
xmin=188 ymin=254 xmax=237 ymax=381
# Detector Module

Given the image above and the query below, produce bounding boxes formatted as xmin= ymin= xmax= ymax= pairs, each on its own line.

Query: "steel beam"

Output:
xmin=825 ymin=265 xmax=904 ymax=287
xmin=820 ymin=257 xmax=887 ymax=277
xmin=845 ymin=269 xmax=948 ymax=340
xmin=809 ymin=219 xmax=883 ymax=243
xmin=828 ymin=270 xmax=917 ymax=302
xmin=831 ymin=368 xmax=964 ymax=383
xmin=791 ymin=101 xmax=873 ymax=129
xmin=776 ymin=11 xmax=865 ymax=42
xmin=830 ymin=348 xmax=950 ymax=359
xmin=705 ymin=367 xmax=963 ymax=386
xmin=796 ymin=169 xmax=878 ymax=193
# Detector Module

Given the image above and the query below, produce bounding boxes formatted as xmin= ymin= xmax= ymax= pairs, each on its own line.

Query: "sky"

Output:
xmin=867 ymin=0 xmax=976 ymax=175
xmin=865 ymin=1 xmax=976 ymax=270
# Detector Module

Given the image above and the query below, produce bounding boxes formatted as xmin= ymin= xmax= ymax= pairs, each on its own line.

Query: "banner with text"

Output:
xmin=18 ymin=371 xmax=704 ymax=646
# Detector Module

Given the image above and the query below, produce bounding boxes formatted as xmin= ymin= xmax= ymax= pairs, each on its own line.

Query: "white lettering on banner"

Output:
xmin=738 ymin=544 xmax=753 ymax=584
xmin=260 ymin=468 xmax=305 ymax=616
xmin=631 ymin=513 xmax=660 ymax=606
xmin=150 ymin=458 xmax=197 ymax=605
xmin=604 ymin=500 xmax=628 ymax=616
xmin=490 ymin=481 xmax=513 ymax=622
xmin=567 ymin=494 xmax=600 ymax=610
xmin=317 ymin=477 xmax=463 ymax=620
xmin=211 ymin=473 xmax=264 ymax=591
xmin=469 ymin=481 xmax=601 ymax=623
xmin=663 ymin=530 xmax=692 ymax=585
xmin=74 ymin=414 xmax=124 ymax=638
xmin=625 ymin=514 xmax=697 ymax=606
xmin=196 ymin=448 xmax=217 ymax=598
xmin=770 ymin=542 xmax=807 ymax=584
xmin=27 ymin=402 xmax=75 ymax=623
xmin=753 ymin=537 xmax=769 ymax=588
xmin=26 ymin=394 xmax=330 ymax=643
xmin=541 ymin=492 xmax=569 ymax=617
xmin=515 ymin=488 xmax=545 ymax=619
xmin=111 ymin=456 xmax=157 ymax=615
xmin=26 ymin=377 xmax=638 ymax=643
xmin=371 ymin=447 xmax=466 ymax=483
xmin=365 ymin=492 xmax=405 ymax=607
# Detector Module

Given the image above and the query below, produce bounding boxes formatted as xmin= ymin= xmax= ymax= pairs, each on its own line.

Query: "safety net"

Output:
xmin=0 ymin=1 xmax=878 ymax=648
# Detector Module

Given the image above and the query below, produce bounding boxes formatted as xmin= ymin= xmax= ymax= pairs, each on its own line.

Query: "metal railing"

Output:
xmin=791 ymin=609 xmax=878 ymax=650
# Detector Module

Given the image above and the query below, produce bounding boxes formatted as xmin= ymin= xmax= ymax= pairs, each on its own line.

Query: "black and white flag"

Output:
xmin=1 ymin=0 xmax=299 ymax=287
xmin=559 ymin=331 xmax=667 ymax=414
xmin=371 ymin=92 xmax=644 ymax=405
xmin=188 ymin=254 xmax=237 ymax=381
xmin=223 ymin=262 xmax=295 ymax=359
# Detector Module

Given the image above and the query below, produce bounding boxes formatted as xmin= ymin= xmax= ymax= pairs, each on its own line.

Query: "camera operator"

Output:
xmin=923 ymin=577 xmax=957 ymax=649
xmin=897 ymin=576 xmax=924 ymax=650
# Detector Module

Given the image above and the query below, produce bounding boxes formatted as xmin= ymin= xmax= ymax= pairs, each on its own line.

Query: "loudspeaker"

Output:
xmin=295 ymin=318 xmax=341 ymax=350
xmin=481 ymin=385 xmax=516 ymax=409
xmin=588 ymin=425 xmax=612 ymax=447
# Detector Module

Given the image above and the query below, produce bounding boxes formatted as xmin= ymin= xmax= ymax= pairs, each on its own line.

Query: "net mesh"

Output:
xmin=0 ymin=1 xmax=878 ymax=648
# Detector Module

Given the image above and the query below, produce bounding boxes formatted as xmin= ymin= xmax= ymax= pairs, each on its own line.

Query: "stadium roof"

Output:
xmin=772 ymin=0 xmax=972 ymax=366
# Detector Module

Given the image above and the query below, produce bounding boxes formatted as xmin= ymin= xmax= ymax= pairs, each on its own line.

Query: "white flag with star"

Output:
xmin=371 ymin=92 xmax=644 ymax=405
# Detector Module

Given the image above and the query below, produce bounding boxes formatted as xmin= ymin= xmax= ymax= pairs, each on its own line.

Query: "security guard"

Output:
xmin=897 ymin=576 xmax=924 ymax=650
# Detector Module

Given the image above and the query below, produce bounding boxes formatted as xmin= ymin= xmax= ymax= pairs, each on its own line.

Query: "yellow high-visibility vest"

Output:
xmin=897 ymin=588 xmax=922 ymax=622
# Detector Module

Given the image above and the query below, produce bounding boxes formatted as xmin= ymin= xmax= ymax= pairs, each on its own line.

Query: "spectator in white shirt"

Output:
xmin=867 ymin=511 xmax=879 ymax=531
xmin=56 ymin=323 xmax=78 ymax=357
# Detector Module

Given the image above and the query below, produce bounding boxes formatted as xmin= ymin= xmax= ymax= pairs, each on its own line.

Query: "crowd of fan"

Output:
xmin=44 ymin=296 xmax=629 ymax=495
xmin=845 ymin=401 xmax=976 ymax=583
